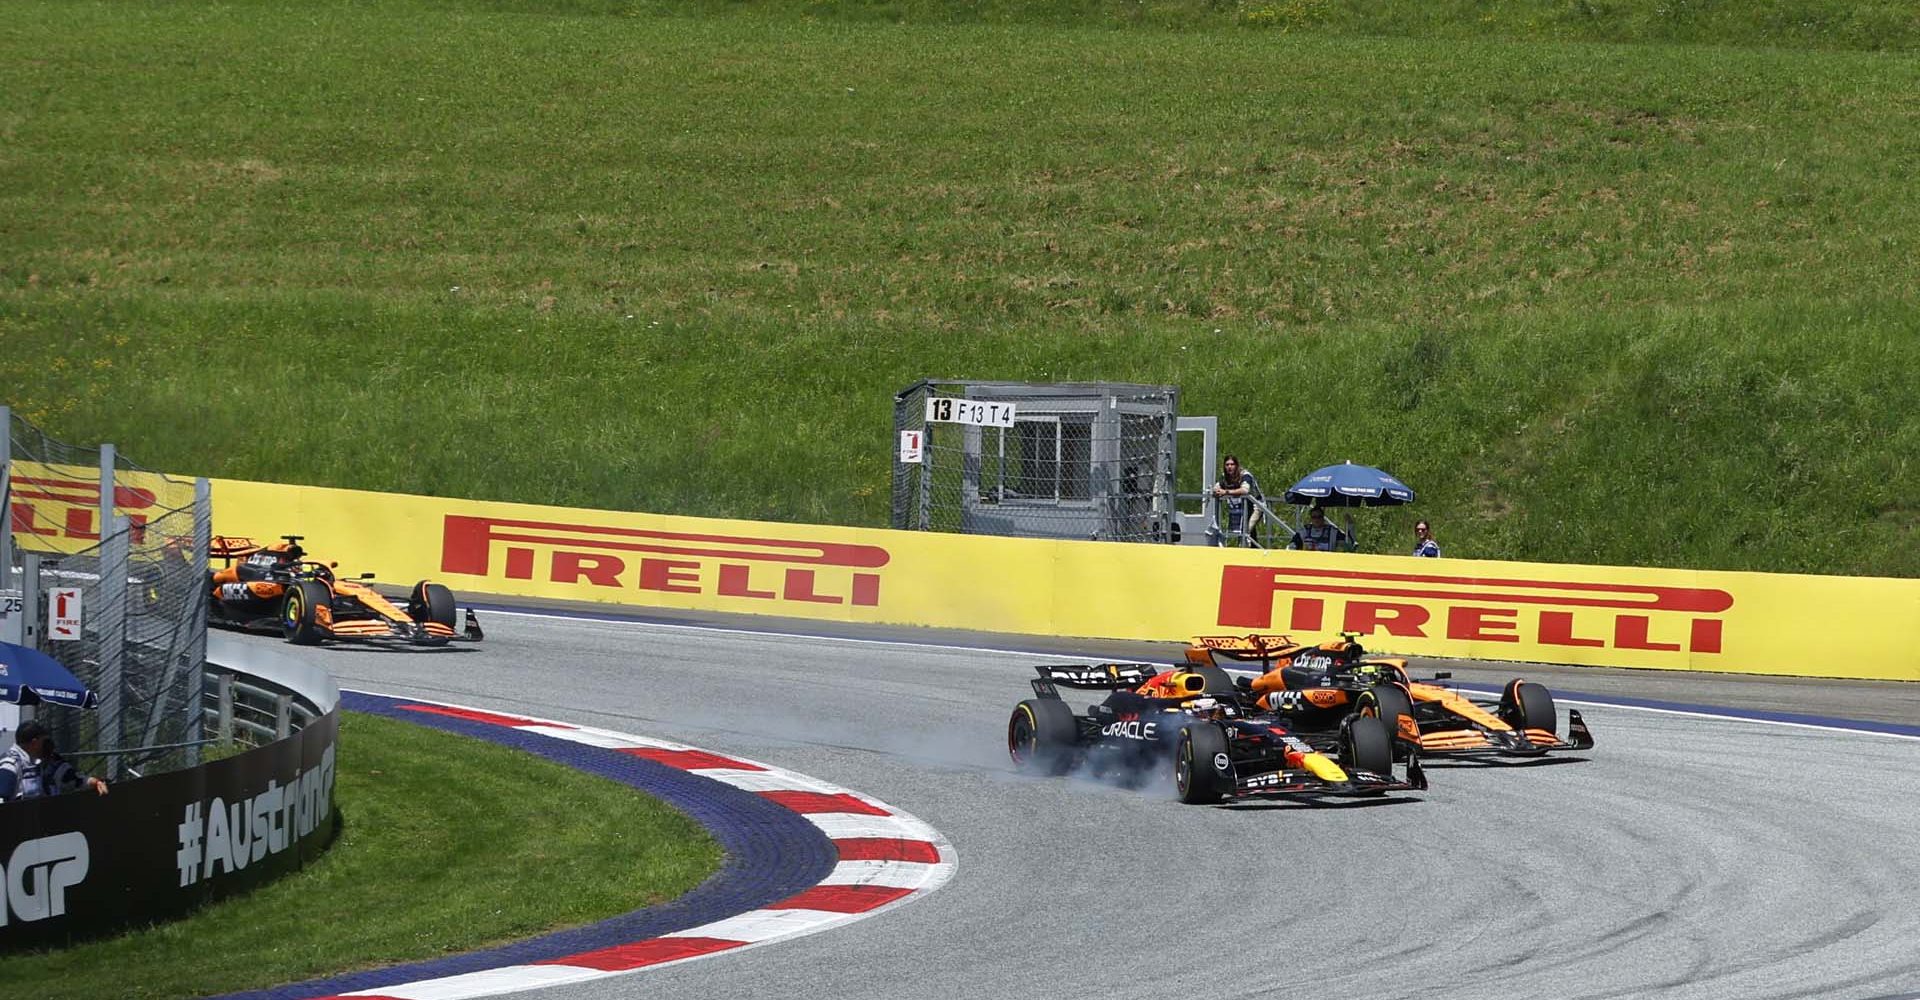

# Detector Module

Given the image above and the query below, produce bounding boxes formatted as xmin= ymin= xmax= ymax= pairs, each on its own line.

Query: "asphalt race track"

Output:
xmin=256 ymin=609 xmax=1920 ymax=1000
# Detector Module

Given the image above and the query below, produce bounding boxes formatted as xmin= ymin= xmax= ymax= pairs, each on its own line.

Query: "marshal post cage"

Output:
xmin=892 ymin=380 xmax=1219 ymax=545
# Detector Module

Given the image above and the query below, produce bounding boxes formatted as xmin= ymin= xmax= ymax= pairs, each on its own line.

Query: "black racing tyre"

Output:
xmin=409 ymin=581 xmax=457 ymax=627
xmin=281 ymin=580 xmax=330 ymax=645
xmin=1357 ymin=683 xmax=1416 ymax=758
xmin=1342 ymin=714 xmax=1393 ymax=778
xmin=1008 ymin=699 xmax=1079 ymax=776
xmin=1502 ymin=680 xmax=1557 ymax=733
xmin=1175 ymin=722 xmax=1232 ymax=804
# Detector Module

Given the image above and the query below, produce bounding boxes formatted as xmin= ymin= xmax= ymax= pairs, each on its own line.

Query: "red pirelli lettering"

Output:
xmin=553 ymin=551 xmax=623 ymax=588
xmin=1448 ymin=606 xmax=1520 ymax=642
xmin=717 ymin=563 xmax=776 ymax=600
xmin=1341 ymin=600 xmax=1430 ymax=637
xmin=442 ymin=515 xmax=889 ymax=575
xmin=1218 ymin=565 xmax=1733 ymax=654
xmin=439 ymin=514 xmax=890 ymax=608
xmin=1539 ymin=610 xmax=1605 ymax=648
xmin=639 ymin=558 xmax=701 ymax=594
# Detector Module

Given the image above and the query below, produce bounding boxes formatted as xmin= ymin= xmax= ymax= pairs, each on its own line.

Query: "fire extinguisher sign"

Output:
xmin=49 ymin=588 xmax=83 ymax=642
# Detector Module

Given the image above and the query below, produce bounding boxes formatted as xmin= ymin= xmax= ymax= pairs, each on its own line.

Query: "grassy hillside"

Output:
xmin=2 ymin=1 xmax=1917 ymax=576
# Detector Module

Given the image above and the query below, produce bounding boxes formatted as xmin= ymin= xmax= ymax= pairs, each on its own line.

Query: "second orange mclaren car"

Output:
xmin=1186 ymin=632 xmax=1593 ymax=760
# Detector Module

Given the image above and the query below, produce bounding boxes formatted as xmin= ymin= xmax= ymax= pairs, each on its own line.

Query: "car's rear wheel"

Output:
xmin=1358 ymin=683 xmax=1416 ymax=758
xmin=1342 ymin=714 xmax=1393 ymax=778
xmin=408 ymin=581 xmax=457 ymax=628
xmin=281 ymin=580 xmax=330 ymax=645
xmin=1175 ymin=723 xmax=1231 ymax=804
xmin=1502 ymin=680 xmax=1557 ymax=733
xmin=1008 ymin=699 xmax=1078 ymax=776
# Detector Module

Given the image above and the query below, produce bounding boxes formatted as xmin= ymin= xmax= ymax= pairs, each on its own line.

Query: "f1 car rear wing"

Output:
xmin=1185 ymin=633 xmax=1301 ymax=667
xmin=1030 ymin=663 xmax=1160 ymax=700
xmin=209 ymin=535 xmax=263 ymax=562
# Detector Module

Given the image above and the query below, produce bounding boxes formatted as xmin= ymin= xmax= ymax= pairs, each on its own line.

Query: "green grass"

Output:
xmin=0 ymin=711 xmax=723 ymax=1000
xmin=1 ymin=2 xmax=1917 ymax=576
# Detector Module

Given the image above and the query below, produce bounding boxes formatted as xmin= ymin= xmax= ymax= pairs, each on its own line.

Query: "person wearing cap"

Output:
xmin=1288 ymin=505 xmax=1351 ymax=552
xmin=0 ymin=721 xmax=51 ymax=802
xmin=1412 ymin=520 xmax=1441 ymax=557
xmin=0 ymin=721 xmax=106 ymax=803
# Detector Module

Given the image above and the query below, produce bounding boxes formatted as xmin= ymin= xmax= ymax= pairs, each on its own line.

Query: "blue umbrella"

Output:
xmin=0 ymin=641 xmax=99 ymax=709
xmin=1283 ymin=461 xmax=1416 ymax=507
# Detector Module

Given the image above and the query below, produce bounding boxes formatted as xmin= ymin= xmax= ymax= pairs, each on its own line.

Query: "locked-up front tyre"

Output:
xmin=1175 ymin=722 xmax=1232 ymax=804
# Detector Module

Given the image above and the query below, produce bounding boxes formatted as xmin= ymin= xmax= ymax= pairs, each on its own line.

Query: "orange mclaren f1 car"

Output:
xmin=208 ymin=535 xmax=483 ymax=647
xmin=1185 ymin=633 xmax=1593 ymax=760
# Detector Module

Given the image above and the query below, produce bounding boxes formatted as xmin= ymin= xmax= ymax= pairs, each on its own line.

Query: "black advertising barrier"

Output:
xmin=0 ymin=710 xmax=339 ymax=951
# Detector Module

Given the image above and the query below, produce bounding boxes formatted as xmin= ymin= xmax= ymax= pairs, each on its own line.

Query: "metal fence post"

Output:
xmin=95 ymin=446 xmax=121 ymax=769
xmin=97 ymin=515 xmax=130 ymax=776
xmin=274 ymin=693 xmax=292 ymax=740
xmin=217 ymin=672 xmax=234 ymax=746
xmin=185 ymin=477 xmax=212 ymax=766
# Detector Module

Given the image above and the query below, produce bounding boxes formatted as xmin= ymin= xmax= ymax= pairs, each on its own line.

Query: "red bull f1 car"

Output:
xmin=1007 ymin=661 xmax=1425 ymax=804
xmin=208 ymin=535 xmax=483 ymax=647
xmin=1184 ymin=633 xmax=1593 ymax=759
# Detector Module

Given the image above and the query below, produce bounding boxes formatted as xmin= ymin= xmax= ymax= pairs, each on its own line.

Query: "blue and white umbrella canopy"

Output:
xmin=1282 ymin=461 xmax=1416 ymax=507
xmin=0 ymin=641 xmax=99 ymax=709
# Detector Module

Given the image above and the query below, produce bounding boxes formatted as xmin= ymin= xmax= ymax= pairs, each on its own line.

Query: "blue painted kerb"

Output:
xmin=209 ymin=690 xmax=840 ymax=1000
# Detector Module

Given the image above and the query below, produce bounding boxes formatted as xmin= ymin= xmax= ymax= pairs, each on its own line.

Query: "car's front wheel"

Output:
xmin=281 ymin=580 xmax=331 ymax=645
xmin=1358 ymin=683 xmax=1416 ymax=759
xmin=1502 ymin=680 xmax=1557 ymax=734
xmin=1175 ymin=723 xmax=1232 ymax=804
xmin=1342 ymin=714 xmax=1393 ymax=778
xmin=408 ymin=581 xmax=457 ymax=628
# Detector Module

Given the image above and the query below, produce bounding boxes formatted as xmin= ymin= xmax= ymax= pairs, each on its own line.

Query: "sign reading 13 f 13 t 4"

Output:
xmin=924 ymin=398 xmax=1016 ymax=428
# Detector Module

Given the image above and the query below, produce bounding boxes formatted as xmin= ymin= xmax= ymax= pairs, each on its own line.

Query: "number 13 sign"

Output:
xmin=924 ymin=397 xmax=1016 ymax=428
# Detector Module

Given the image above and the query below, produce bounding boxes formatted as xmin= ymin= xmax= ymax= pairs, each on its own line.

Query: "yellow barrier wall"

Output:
xmin=9 ymin=460 xmax=197 ymax=556
xmin=206 ymin=479 xmax=1920 ymax=681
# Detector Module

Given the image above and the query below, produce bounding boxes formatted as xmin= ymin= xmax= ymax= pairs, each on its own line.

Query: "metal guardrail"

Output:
xmin=203 ymin=672 xmax=318 ymax=747
xmin=199 ymin=633 xmax=339 ymax=749
xmin=1209 ymin=493 xmax=1297 ymax=549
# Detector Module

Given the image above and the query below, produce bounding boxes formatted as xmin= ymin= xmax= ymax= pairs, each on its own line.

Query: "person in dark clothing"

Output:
xmin=1413 ymin=520 xmax=1442 ymax=557
xmin=0 ymin=721 xmax=50 ymax=802
xmin=1288 ymin=505 xmax=1352 ymax=552
xmin=1211 ymin=455 xmax=1262 ymax=546
xmin=0 ymin=721 xmax=106 ymax=802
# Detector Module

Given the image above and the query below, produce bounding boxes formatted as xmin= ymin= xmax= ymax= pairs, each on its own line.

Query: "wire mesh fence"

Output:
xmin=893 ymin=381 xmax=1178 ymax=543
xmin=4 ymin=408 xmax=211 ymax=778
